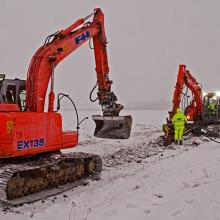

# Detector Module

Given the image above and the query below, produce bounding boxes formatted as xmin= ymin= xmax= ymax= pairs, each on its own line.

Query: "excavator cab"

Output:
xmin=0 ymin=74 xmax=26 ymax=111
xmin=202 ymin=92 xmax=220 ymax=124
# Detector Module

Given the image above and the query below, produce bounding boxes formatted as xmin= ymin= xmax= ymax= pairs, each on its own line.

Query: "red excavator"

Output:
xmin=163 ymin=64 xmax=220 ymax=145
xmin=0 ymin=8 xmax=132 ymax=204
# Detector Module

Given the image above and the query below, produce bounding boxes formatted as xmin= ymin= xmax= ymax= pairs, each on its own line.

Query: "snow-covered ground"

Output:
xmin=1 ymin=109 xmax=220 ymax=220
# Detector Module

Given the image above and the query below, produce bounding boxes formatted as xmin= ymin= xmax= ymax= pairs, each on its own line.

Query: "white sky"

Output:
xmin=0 ymin=0 xmax=220 ymax=109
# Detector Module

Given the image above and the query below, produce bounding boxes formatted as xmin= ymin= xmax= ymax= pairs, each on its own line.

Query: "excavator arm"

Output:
xmin=26 ymin=8 xmax=132 ymax=139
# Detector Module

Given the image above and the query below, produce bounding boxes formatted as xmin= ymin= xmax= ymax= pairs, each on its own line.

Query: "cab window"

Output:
xmin=18 ymin=89 xmax=26 ymax=111
xmin=6 ymin=86 xmax=16 ymax=104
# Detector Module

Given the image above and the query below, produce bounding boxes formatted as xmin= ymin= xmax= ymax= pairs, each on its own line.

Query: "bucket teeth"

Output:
xmin=92 ymin=115 xmax=132 ymax=139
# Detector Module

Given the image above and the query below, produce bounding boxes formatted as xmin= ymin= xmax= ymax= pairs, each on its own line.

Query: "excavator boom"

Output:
xmin=170 ymin=64 xmax=202 ymax=121
xmin=26 ymin=8 xmax=131 ymax=139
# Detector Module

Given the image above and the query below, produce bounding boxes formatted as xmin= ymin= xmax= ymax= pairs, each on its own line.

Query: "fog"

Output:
xmin=0 ymin=0 xmax=220 ymax=109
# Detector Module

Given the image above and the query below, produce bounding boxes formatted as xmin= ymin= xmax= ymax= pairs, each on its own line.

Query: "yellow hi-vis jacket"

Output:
xmin=172 ymin=108 xmax=187 ymax=127
xmin=208 ymin=102 xmax=216 ymax=110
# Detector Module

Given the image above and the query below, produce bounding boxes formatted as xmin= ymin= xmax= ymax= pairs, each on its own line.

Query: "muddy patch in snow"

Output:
xmin=103 ymin=133 xmax=210 ymax=169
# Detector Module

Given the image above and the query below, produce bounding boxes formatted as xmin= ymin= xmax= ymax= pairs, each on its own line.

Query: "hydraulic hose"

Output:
xmin=89 ymin=82 xmax=98 ymax=102
xmin=56 ymin=93 xmax=88 ymax=137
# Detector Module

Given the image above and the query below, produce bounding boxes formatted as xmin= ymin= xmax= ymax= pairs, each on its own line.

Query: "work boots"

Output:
xmin=174 ymin=140 xmax=183 ymax=145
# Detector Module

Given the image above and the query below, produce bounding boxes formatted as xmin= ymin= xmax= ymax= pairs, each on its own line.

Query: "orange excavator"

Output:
xmin=0 ymin=8 xmax=132 ymax=204
xmin=163 ymin=64 xmax=220 ymax=145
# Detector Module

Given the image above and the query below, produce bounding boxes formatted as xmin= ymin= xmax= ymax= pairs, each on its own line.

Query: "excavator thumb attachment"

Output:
xmin=92 ymin=115 xmax=132 ymax=139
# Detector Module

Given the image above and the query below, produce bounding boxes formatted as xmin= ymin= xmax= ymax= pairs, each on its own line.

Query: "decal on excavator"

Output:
xmin=17 ymin=139 xmax=45 ymax=150
xmin=6 ymin=120 xmax=13 ymax=135
xmin=75 ymin=31 xmax=90 ymax=45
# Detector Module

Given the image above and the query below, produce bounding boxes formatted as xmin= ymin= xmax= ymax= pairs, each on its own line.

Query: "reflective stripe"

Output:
xmin=172 ymin=112 xmax=187 ymax=126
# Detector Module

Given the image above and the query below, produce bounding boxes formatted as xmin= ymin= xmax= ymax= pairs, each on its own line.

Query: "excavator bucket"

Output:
xmin=92 ymin=115 xmax=132 ymax=139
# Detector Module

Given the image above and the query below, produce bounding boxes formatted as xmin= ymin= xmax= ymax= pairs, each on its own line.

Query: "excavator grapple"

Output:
xmin=92 ymin=115 xmax=132 ymax=139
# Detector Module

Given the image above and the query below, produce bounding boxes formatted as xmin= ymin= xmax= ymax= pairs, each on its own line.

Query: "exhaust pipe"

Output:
xmin=92 ymin=115 xmax=132 ymax=139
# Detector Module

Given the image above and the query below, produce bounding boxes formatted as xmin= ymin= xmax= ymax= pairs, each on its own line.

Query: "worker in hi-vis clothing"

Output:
xmin=172 ymin=108 xmax=187 ymax=145
xmin=208 ymin=100 xmax=217 ymax=116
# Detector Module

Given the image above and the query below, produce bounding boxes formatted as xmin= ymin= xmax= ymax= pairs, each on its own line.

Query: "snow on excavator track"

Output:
xmin=0 ymin=152 xmax=102 ymax=206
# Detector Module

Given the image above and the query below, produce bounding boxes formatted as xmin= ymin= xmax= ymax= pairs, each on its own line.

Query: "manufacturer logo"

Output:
xmin=75 ymin=31 xmax=90 ymax=45
xmin=17 ymin=139 xmax=45 ymax=150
